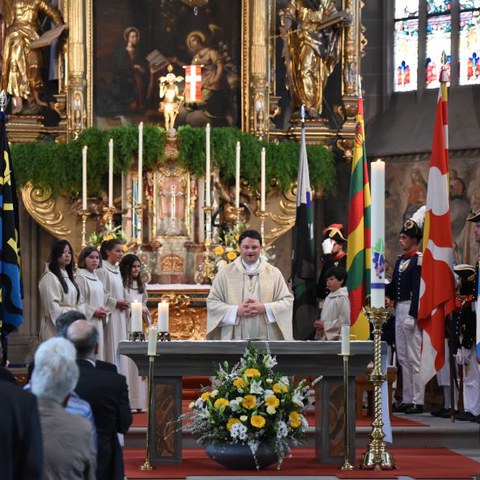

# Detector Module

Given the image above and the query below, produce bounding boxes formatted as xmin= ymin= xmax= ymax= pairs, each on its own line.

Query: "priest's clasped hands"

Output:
xmin=237 ymin=299 xmax=266 ymax=318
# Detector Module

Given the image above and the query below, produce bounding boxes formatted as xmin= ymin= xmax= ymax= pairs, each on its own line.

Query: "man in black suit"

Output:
xmin=66 ymin=320 xmax=132 ymax=480
xmin=0 ymin=380 xmax=43 ymax=479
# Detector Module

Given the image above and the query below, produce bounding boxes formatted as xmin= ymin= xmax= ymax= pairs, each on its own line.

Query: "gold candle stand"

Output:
xmin=134 ymin=203 xmax=144 ymax=247
xmin=102 ymin=205 xmax=116 ymax=230
xmin=257 ymin=210 xmax=268 ymax=246
xmin=340 ymin=352 xmax=354 ymax=471
xmin=231 ymin=206 xmax=243 ymax=224
xmin=77 ymin=209 xmax=91 ymax=247
xmin=140 ymin=354 xmax=155 ymax=471
xmin=129 ymin=331 xmax=145 ymax=341
xmin=360 ymin=306 xmax=396 ymax=470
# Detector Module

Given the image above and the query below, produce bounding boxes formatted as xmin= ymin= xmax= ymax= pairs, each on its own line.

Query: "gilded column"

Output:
xmin=67 ymin=0 xmax=87 ymax=138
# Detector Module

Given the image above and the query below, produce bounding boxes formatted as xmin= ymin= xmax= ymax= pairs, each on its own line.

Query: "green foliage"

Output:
xmin=10 ymin=126 xmax=335 ymax=196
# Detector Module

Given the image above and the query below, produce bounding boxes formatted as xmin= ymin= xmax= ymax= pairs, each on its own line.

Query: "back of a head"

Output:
xmin=66 ymin=319 xmax=99 ymax=359
xmin=55 ymin=310 xmax=87 ymax=338
xmin=31 ymin=338 xmax=79 ymax=403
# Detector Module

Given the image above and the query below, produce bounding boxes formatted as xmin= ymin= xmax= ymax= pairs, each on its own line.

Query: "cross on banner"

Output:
xmin=183 ymin=65 xmax=203 ymax=103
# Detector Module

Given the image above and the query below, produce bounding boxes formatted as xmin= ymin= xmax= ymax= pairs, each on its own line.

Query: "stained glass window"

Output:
xmin=459 ymin=8 xmax=480 ymax=84
xmin=425 ymin=15 xmax=451 ymax=88
xmin=426 ymin=0 xmax=451 ymax=15
xmin=460 ymin=0 xmax=480 ymax=8
xmin=394 ymin=19 xmax=419 ymax=91
xmin=395 ymin=0 xmax=419 ymax=17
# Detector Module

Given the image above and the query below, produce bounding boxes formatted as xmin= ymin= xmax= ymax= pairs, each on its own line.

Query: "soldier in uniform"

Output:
xmin=317 ymin=224 xmax=347 ymax=305
xmin=387 ymin=215 xmax=424 ymax=414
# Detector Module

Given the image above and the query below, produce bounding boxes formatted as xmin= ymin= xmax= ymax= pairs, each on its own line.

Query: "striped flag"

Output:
xmin=0 ymin=94 xmax=24 ymax=342
xmin=183 ymin=65 xmax=203 ymax=103
xmin=346 ymin=94 xmax=371 ymax=340
xmin=418 ymin=70 xmax=455 ymax=384
xmin=291 ymin=116 xmax=317 ymax=340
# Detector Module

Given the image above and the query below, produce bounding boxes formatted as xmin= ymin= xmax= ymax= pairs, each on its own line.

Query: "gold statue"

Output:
xmin=1 ymin=0 xmax=64 ymax=114
xmin=159 ymin=65 xmax=183 ymax=132
xmin=279 ymin=0 xmax=350 ymax=118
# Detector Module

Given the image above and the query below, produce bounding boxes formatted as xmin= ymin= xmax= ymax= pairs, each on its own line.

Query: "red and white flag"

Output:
xmin=418 ymin=69 xmax=456 ymax=384
xmin=183 ymin=65 xmax=202 ymax=103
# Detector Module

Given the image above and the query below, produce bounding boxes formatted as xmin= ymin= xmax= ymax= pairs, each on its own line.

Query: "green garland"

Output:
xmin=10 ymin=125 xmax=336 ymax=197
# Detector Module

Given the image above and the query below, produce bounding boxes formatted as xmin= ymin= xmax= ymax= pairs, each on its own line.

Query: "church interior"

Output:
xmin=2 ymin=0 xmax=480 ymax=478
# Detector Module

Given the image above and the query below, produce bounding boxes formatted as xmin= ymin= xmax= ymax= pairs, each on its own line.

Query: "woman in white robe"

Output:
xmin=76 ymin=246 xmax=116 ymax=361
xmin=38 ymin=240 xmax=84 ymax=341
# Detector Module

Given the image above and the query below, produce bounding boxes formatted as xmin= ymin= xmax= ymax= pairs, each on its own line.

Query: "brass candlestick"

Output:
xmin=102 ymin=205 xmax=116 ymax=230
xmin=340 ymin=352 xmax=354 ymax=470
xmin=231 ymin=206 xmax=243 ymax=224
xmin=77 ymin=209 xmax=91 ymax=247
xmin=360 ymin=306 xmax=396 ymax=470
xmin=157 ymin=331 xmax=171 ymax=341
xmin=140 ymin=354 xmax=155 ymax=471
xmin=257 ymin=210 xmax=268 ymax=246
xmin=134 ymin=203 xmax=143 ymax=247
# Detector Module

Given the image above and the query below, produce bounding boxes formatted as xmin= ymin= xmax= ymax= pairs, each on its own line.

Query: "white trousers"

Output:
xmin=462 ymin=346 xmax=480 ymax=416
xmin=395 ymin=302 xmax=425 ymax=405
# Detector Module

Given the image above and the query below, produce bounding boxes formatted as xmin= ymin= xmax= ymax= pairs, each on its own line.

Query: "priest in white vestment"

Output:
xmin=207 ymin=230 xmax=293 ymax=340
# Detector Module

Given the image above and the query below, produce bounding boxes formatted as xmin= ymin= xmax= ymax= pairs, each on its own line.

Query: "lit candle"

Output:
xmin=205 ymin=123 xmax=211 ymax=207
xmin=108 ymin=139 xmax=114 ymax=207
xmin=82 ymin=146 xmax=88 ymax=210
xmin=131 ymin=301 xmax=143 ymax=333
xmin=138 ymin=122 xmax=143 ymax=205
xmin=260 ymin=147 xmax=266 ymax=212
xmin=370 ymin=159 xmax=385 ymax=308
xmin=147 ymin=325 xmax=158 ymax=356
xmin=235 ymin=141 xmax=241 ymax=209
xmin=341 ymin=325 xmax=350 ymax=355
xmin=157 ymin=302 xmax=169 ymax=332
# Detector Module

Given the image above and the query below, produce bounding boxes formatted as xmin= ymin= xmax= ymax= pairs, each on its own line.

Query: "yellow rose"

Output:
xmin=273 ymin=382 xmax=288 ymax=394
xmin=233 ymin=377 xmax=247 ymax=388
xmin=265 ymin=395 xmax=280 ymax=408
xmin=214 ymin=246 xmax=225 ymax=256
xmin=200 ymin=391 xmax=211 ymax=402
xmin=251 ymin=414 xmax=266 ymax=429
xmin=122 ymin=244 xmax=128 ymax=252
xmin=289 ymin=411 xmax=302 ymax=428
xmin=245 ymin=368 xmax=261 ymax=378
xmin=104 ymin=235 xmax=113 ymax=241
xmin=214 ymin=398 xmax=230 ymax=408
xmin=242 ymin=395 xmax=256 ymax=410
xmin=227 ymin=417 xmax=241 ymax=431
xmin=226 ymin=251 xmax=237 ymax=261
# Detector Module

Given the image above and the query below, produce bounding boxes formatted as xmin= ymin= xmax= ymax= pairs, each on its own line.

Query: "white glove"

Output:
xmin=456 ymin=347 xmax=471 ymax=366
xmin=322 ymin=238 xmax=334 ymax=255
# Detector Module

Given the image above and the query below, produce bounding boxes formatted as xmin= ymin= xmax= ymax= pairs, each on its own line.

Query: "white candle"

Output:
xmin=147 ymin=325 xmax=158 ymax=356
xmin=108 ymin=139 xmax=114 ymax=207
xmin=205 ymin=123 xmax=211 ymax=207
xmin=82 ymin=146 xmax=88 ymax=210
xmin=341 ymin=325 xmax=350 ymax=355
xmin=370 ymin=159 xmax=385 ymax=308
xmin=301 ymin=104 xmax=306 ymax=122
xmin=235 ymin=141 xmax=241 ymax=209
xmin=131 ymin=301 xmax=143 ymax=332
xmin=260 ymin=147 xmax=266 ymax=211
xmin=138 ymin=122 xmax=143 ymax=205
xmin=157 ymin=302 xmax=169 ymax=332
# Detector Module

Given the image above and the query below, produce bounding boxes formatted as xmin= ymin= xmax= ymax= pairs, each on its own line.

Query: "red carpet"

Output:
xmin=124 ymin=447 xmax=480 ymax=479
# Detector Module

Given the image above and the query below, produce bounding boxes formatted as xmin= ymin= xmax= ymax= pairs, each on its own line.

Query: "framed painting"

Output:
xmin=91 ymin=0 xmax=242 ymax=129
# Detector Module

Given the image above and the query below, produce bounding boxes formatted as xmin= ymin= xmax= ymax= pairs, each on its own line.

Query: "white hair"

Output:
xmin=31 ymin=337 xmax=79 ymax=404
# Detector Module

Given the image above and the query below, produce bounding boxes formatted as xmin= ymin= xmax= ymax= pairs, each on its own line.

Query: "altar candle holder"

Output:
xmin=129 ymin=330 xmax=145 ymax=341
xmin=157 ymin=331 xmax=171 ymax=342
xmin=231 ymin=206 xmax=244 ymax=225
xmin=257 ymin=210 xmax=268 ymax=246
xmin=140 ymin=326 xmax=157 ymax=471
xmin=360 ymin=306 xmax=396 ymax=470
xmin=134 ymin=203 xmax=144 ymax=248
xmin=203 ymin=205 xmax=214 ymax=244
xmin=77 ymin=209 xmax=91 ymax=248
xmin=102 ymin=205 xmax=116 ymax=230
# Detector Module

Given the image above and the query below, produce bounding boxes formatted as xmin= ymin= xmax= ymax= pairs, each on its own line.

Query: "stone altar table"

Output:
xmin=118 ymin=340 xmax=375 ymax=465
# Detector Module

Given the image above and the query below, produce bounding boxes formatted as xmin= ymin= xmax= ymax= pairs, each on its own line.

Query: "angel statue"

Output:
xmin=159 ymin=65 xmax=184 ymax=133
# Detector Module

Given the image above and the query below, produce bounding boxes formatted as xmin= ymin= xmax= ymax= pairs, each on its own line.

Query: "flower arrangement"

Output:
xmin=88 ymin=225 xmax=128 ymax=249
xmin=211 ymin=221 xmax=247 ymax=270
xmin=185 ymin=344 xmax=311 ymax=469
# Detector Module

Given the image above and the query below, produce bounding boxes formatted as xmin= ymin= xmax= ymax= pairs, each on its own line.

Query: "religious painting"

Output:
xmin=93 ymin=0 xmax=241 ymax=129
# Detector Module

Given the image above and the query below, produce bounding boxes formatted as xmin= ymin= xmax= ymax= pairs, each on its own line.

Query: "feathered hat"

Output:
xmin=323 ymin=223 xmax=347 ymax=244
xmin=400 ymin=206 xmax=425 ymax=242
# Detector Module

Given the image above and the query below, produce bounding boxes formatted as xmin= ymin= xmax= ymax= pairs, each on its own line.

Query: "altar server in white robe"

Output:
xmin=207 ymin=230 xmax=293 ymax=341
xmin=76 ymin=246 xmax=115 ymax=361
xmin=39 ymin=240 xmax=84 ymax=341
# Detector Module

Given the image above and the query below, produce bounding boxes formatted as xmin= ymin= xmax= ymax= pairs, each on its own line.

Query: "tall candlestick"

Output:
xmin=138 ymin=122 xmax=144 ymax=205
xmin=147 ymin=325 xmax=158 ymax=356
xmin=205 ymin=123 xmax=211 ymax=207
xmin=260 ymin=147 xmax=266 ymax=211
xmin=370 ymin=159 xmax=386 ymax=308
xmin=235 ymin=141 xmax=241 ymax=209
xmin=157 ymin=302 xmax=169 ymax=332
xmin=131 ymin=301 xmax=143 ymax=332
xmin=108 ymin=139 xmax=114 ymax=207
xmin=82 ymin=146 xmax=88 ymax=210
xmin=341 ymin=325 xmax=350 ymax=355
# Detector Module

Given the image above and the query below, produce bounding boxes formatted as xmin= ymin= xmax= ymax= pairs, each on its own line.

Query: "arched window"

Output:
xmin=393 ymin=0 xmax=480 ymax=92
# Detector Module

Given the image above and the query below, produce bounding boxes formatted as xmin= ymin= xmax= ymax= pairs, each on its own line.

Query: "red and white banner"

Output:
xmin=418 ymin=69 xmax=456 ymax=384
xmin=183 ymin=65 xmax=202 ymax=103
